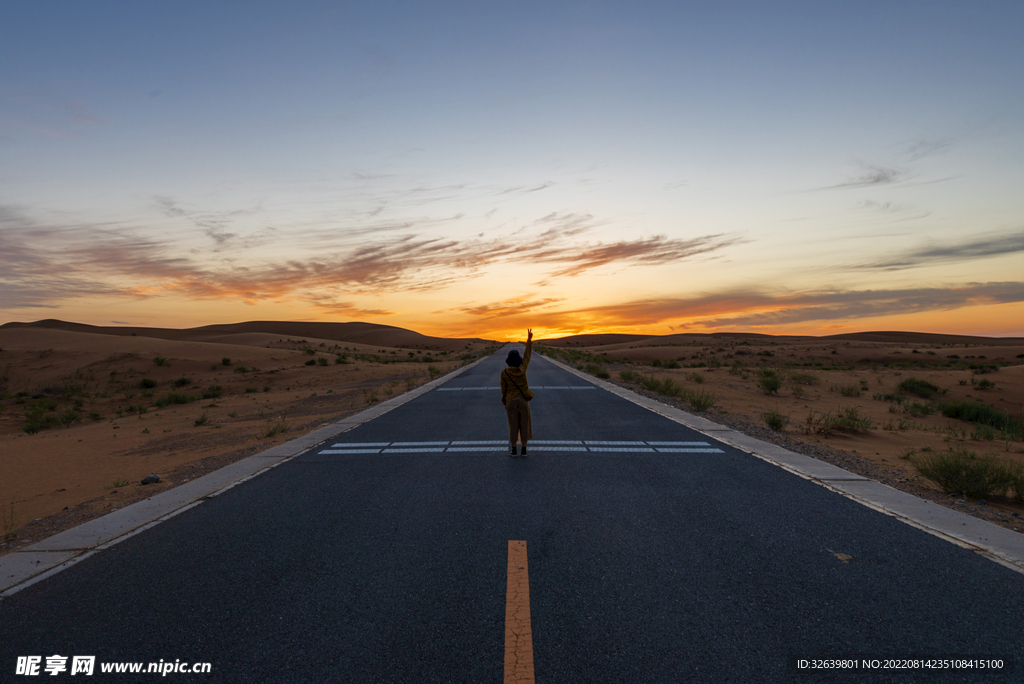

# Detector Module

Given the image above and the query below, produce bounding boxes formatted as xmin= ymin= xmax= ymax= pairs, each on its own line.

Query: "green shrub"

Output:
xmin=969 ymin=363 xmax=999 ymax=374
xmin=683 ymin=388 xmax=717 ymax=411
xmin=428 ymin=365 xmax=441 ymax=378
xmin=805 ymin=407 xmax=874 ymax=435
xmin=234 ymin=365 xmax=251 ymax=373
xmin=639 ymin=375 xmax=681 ymax=397
xmin=971 ymin=424 xmax=997 ymax=441
xmin=898 ymin=378 xmax=940 ymax=398
xmin=304 ymin=359 xmax=317 ymax=366
xmin=153 ymin=356 xmax=168 ymax=366
xmin=907 ymin=402 xmax=935 ymax=417
xmin=173 ymin=377 xmax=192 ymax=387
xmin=686 ymin=372 xmax=704 ymax=384
xmin=221 ymin=357 xmax=231 ymax=366
xmin=912 ymin=448 xmax=1018 ymax=499
xmin=194 ymin=411 xmax=208 ymax=427
xmin=57 ymin=408 xmax=79 ymax=427
xmin=22 ymin=407 xmax=60 ymax=433
xmin=153 ymin=393 xmax=198 ymax=407
xmin=789 ymin=371 xmax=820 ymax=386
xmin=940 ymin=401 xmax=1021 ymax=434
xmin=758 ymin=370 xmax=782 ymax=395
xmin=830 ymin=384 xmax=861 ymax=397
xmin=258 ymin=417 xmax=289 ymax=438
xmin=973 ymin=378 xmax=995 ymax=390
xmin=619 ymin=369 xmax=638 ymax=383
xmin=761 ymin=411 xmax=787 ymax=431
xmin=140 ymin=378 xmax=157 ymax=389
xmin=202 ymin=385 xmax=223 ymax=399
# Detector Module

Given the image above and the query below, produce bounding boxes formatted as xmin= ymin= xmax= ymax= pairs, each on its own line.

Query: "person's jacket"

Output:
xmin=500 ymin=339 xmax=532 ymax=403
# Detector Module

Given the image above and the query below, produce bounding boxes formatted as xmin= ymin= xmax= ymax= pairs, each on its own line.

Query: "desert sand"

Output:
xmin=2 ymin=322 xmax=1023 ymax=555
xmin=0 ymin=321 xmax=495 ymax=555
xmin=538 ymin=331 xmax=1024 ymax=534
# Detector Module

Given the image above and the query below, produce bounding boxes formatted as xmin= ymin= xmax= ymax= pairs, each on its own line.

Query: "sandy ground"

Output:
xmin=0 ymin=324 xmax=495 ymax=555
xmin=537 ymin=332 xmax=1024 ymax=535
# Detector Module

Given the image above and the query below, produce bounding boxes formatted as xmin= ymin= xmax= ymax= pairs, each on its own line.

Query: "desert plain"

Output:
xmin=2 ymin=321 xmax=1023 ymax=556
xmin=0 ymin=320 xmax=496 ymax=555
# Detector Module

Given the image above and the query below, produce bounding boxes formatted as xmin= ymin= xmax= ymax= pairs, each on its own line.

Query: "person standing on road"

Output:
xmin=501 ymin=329 xmax=534 ymax=457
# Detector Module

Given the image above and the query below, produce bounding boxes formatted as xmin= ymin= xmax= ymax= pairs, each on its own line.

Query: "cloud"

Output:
xmin=823 ymin=163 xmax=908 ymax=190
xmin=533 ymin=233 xmax=746 ymax=278
xmin=0 ymin=206 xmax=743 ymax=312
xmin=904 ymin=136 xmax=954 ymax=161
xmin=154 ymin=196 xmax=269 ymax=250
xmin=858 ymin=229 xmax=1024 ymax=271
xmin=458 ymin=283 xmax=1024 ymax=335
xmin=459 ymin=296 xmax=566 ymax=320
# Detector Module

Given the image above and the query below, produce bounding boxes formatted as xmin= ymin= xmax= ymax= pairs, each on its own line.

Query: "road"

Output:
xmin=2 ymin=347 xmax=1023 ymax=682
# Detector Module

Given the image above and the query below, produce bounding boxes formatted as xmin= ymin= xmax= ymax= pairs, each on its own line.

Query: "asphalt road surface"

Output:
xmin=2 ymin=347 xmax=1023 ymax=682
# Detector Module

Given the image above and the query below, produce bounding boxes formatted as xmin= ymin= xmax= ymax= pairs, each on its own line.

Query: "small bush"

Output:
xmin=173 ymin=377 xmax=192 ymax=387
xmin=906 ymin=401 xmax=935 ymax=417
xmin=973 ymin=378 xmax=995 ymax=390
xmin=969 ymin=363 xmax=999 ymax=374
xmin=153 ymin=393 xmax=198 ymax=407
xmin=140 ymin=378 xmax=157 ymax=389
xmin=428 ymin=365 xmax=442 ymax=378
xmin=619 ymin=369 xmax=638 ymax=383
xmin=234 ymin=365 xmax=251 ymax=373
xmin=153 ymin=356 xmax=168 ymax=367
xmin=317 ymin=356 xmax=330 ymax=366
xmin=639 ymin=375 xmax=681 ymax=397
xmin=789 ymin=371 xmax=820 ymax=386
xmin=912 ymin=448 xmax=1018 ymax=499
xmin=971 ymin=424 xmax=997 ymax=441
xmin=898 ymin=378 xmax=940 ymax=398
xmin=762 ymin=411 xmax=787 ymax=431
xmin=202 ymin=385 xmax=223 ymax=399
xmin=758 ymin=370 xmax=782 ymax=395
xmin=940 ymin=401 xmax=1021 ymax=434
xmin=194 ymin=411 xmax=208 ymax=427
xmin=222 ymin=357 xmax=232 ymax=366
xmin=683 ymin=388 xmax=717 ymax=411
xmin=830 ymin=384 xmax=861 ymax=397
xmin=304 ymin=359 xmax=317 ymax=366
xmin=258 ymin=417 xmax=290 ymax=438
xmin=686 ymin=372 xmax=704 ymax=384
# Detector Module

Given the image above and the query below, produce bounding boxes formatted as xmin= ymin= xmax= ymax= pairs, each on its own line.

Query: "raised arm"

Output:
xmin=522 ymin=329 xmax=533 ymax=369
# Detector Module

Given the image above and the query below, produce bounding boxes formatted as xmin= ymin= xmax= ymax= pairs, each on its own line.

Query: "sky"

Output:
xmin=2 ymin=1 xmax=1023 ymax=340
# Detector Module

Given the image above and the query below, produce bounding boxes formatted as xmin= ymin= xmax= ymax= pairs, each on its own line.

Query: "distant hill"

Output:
xmin=540 ymin=330 xmax=1024 ymax=347
xmin=0 ymin=319 xmax=493 ymax=351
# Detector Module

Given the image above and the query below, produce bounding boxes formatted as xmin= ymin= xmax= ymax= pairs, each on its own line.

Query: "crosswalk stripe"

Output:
xmin=317 ymin=439 xmax=725 ymax=455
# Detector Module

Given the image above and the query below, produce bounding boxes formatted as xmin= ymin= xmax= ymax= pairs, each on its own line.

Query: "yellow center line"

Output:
xmin=504 ymin=540 xmax=535 ymax=684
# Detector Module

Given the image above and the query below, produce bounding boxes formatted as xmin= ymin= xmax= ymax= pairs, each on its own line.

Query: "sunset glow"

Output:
xmin=2 ymin=2 xmax=1023 ymax=340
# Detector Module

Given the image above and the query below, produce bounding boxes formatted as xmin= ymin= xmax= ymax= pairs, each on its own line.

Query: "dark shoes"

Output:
xmin=510 ymin=445 xmax=517 ymax=457
xmin=521 ymin=446 xmax=528 ymax=457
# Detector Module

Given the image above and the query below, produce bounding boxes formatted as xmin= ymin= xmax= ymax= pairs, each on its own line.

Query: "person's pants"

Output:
xmin=505 ymin=397 xmax=533 ymax=443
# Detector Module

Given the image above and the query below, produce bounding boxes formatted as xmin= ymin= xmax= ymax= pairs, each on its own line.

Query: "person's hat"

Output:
xmin=506 ymin=349 xmax=522 ymax=366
